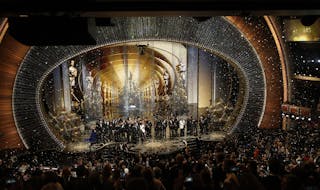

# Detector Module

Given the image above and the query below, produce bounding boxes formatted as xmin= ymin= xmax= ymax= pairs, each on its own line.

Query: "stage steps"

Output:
xmin=100 ymin=148 xmax=116 ymax=160
xmin=186 ymin=138 xmax=201 ymax=159
xmin=98 ymin=144 xmax=118 ymax=160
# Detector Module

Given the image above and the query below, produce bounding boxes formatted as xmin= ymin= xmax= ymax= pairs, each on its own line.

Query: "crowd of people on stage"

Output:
xmin=1 ymin=122 xmax=319 ymax=190
xmin=92 ymin=115 xmax=213 ymax=144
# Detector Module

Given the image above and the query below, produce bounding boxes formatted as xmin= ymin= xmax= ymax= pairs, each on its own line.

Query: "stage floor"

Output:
xmin=64 ymin=131 xmax=227 ymax=153
xmin=199 ymin=131 xmax=227 ymax=142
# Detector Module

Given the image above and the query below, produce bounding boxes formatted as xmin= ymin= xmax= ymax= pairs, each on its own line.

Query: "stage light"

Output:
xmin=137 ymin=44 xmax=147 ymax=55
xmin=129 ymin=105 xmax=136 ymax=108
xmin=301 ymin=16 xmax=318 ymax=26
xmin=18 ymin=15 xmax=29 ymax=18
xmin=308 ymin=118 xmax=312 ymax=121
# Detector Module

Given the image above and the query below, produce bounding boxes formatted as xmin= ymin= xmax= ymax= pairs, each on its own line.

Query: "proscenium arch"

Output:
xmin=13 ymin=17 xmax=265 ymax=149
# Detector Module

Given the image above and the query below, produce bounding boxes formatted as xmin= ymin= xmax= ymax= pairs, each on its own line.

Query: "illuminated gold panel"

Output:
xmin=284 ymin=19 xmax=320 ymax=42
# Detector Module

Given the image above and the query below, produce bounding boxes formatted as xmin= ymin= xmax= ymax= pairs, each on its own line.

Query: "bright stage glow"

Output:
xmin=40 ymin=41 xmax=242 ymax=145
xmin=129 ymin=105 xmax=136 ymax=108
